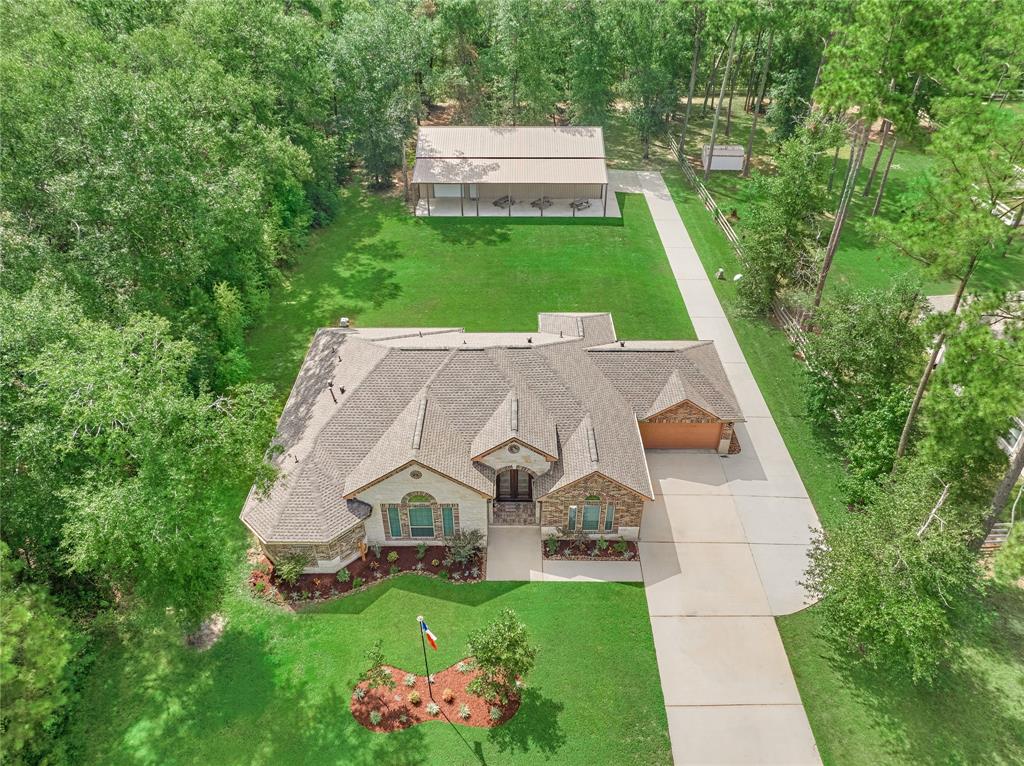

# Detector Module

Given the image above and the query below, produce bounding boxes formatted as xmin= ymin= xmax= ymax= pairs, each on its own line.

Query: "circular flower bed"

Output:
xmin=351 ymin=659 xmax=520 ymax=732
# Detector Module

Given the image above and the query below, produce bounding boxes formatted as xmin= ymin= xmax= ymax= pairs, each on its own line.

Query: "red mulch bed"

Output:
xmin=351 ymin=659 xmax=520 ymax=732
xmin=248 ymin=546 xmax=485 ymax=606
xmin=541 ymin=539 xmax=640 ymax=562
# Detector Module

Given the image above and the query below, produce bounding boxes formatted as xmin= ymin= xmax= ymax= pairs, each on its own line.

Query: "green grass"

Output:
xmin=69 ymin=577 xmax=670 ymax=766
xmin=247 ymin=185 xmax=694 ymax=393
xmin=778 ymin=588 xmax=1024 ymax=766
xmin=612 ymin=117 xmax=1024 ymax=764
xmin=66 ymin=178 xmax=683 ymax=765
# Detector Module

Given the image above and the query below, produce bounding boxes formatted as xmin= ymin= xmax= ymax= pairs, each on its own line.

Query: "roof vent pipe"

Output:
xmin=619 ymin=341 xmax=625 ymax=348
xmin=326 ymin=380 xmax=337 ymax=403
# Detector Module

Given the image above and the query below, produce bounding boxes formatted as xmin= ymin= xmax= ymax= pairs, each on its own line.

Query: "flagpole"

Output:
xmin=417 ymin=615 xmax=435 ymax=702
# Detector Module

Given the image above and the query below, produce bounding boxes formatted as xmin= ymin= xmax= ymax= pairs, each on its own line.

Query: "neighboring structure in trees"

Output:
xmin=241 ymin=313 xmax=744 ymax=572
xmin=412 ymin=126 xmax=614 ymax=217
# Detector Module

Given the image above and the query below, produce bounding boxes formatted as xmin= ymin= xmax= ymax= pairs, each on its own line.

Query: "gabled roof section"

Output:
xmin=587 ymin=341 xmax=743 ymax=422
xmin=470 ymin=390 xmax=559 ymax=460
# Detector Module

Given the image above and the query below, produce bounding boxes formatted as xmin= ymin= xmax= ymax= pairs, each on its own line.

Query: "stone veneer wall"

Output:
xmin=540 ymin=474 xmax=646 ymax=532
xmin=261 ymin=523 xmax=366 ymax=564
xmin=381 ymin=498 xmax=461 ymax=541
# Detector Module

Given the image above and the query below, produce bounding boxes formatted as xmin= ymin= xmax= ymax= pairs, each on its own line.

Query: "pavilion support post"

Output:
xmin=508 ymin=183 xmax=511 ymax=217
xmin=460 ymin=184 xmax=464 ymax=216
xmin=426 ymin=186 xmax=431 ymax=216
xmin=476 ymin=193 xmax=479 ymax=216
xmin=603 ymin=183 xmax=607 ymax=216
xmin=572 ymin=183 xmax=576 ymax=217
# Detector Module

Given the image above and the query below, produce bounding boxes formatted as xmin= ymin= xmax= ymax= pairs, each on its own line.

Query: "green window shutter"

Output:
xmin=409 ymin=506 xmax=435 ymax=538
xmin=605 ymin=504 xmax=615 ymax=531
xmin=387 ymin=505 xmax=402 ymax=537
xmin=442 ymin=505 xmax=455 ymax=536
xmin=568 ymin=505 xmax=577 ymax=530
xmin=582 ymin=502 xmax=600 ymax=531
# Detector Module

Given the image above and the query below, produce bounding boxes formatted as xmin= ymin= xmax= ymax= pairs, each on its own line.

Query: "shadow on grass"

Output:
xmin=303 ymin=576 xmax=531 ymax=617
xmin=486 ymin=687 xmax=566 ymax=757
xmin=75 ymin=619 xmax=430 ymax=766
xmin=817 ymin=586 xmax=1024 ymax=764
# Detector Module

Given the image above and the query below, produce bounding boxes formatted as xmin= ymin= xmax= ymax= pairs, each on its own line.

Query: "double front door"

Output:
xmin=496 ymin=469 xmax=532 ymax=501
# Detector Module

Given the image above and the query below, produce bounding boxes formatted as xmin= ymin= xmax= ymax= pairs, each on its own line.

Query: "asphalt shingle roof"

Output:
xmin=240 ymin=314 xmax=742 ymax=543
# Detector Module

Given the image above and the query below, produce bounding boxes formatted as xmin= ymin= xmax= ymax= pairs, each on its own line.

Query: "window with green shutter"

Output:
xmin=442 ymin=505 xmax=455 ymax=536
xmin=387 ymin=505 xmax=402 ymax=537
xmin=604 ymin=504 xmax=615 ymax=531
xmin=568 ymin=505 xmax=577 ymax=530
xmin=409 ymin=506 xmax=435 ymax=538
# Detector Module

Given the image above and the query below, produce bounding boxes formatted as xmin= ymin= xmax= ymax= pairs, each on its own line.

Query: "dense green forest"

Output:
xmin=2 ymin=0 xmax=1022 ymax=763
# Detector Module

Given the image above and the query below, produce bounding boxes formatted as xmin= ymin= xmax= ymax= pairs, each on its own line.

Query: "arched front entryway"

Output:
xmin=495 ymin=467 xmax=533 ymax=501
xmin=492 ymin=468 xmax=537 ymax=525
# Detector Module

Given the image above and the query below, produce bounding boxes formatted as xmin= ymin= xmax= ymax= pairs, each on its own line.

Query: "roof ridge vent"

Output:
xmin=412 ymin=399 xmax=427 ymax=450
xmin=510 ymin=396 xmax=519 ymax=433
xmin=586 ymin=420 xmax=599 ymax=463
xmin=576 ymin=317 xmax=585 ymax=336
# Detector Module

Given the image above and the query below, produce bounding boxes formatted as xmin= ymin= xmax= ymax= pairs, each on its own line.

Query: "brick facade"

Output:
xmin=261 ymin=523 xmax=366 ymax=564
xmin=540 ymin=473 xmax=646 ymax=532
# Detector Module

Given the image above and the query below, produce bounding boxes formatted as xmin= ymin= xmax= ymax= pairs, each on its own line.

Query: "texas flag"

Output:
xmin=419 ymin=617 xmax=439 ymax=650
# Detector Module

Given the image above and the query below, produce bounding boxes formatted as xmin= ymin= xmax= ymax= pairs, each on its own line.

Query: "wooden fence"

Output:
xmin=668 ymin=135 xmax=742 ymax=253
xmin=669 ymin=135 xmax=814 ymax=352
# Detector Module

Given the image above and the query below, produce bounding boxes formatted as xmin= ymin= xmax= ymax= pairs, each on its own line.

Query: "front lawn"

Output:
xmin=69 ymin=577 xmax=670 ymax=766
xmin=247 ymin=185 xmax=695 ymax=393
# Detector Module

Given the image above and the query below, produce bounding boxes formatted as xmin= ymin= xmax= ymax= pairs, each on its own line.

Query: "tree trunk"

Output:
xmin=871 ymin=135 xmax=897 ymax=216
xmin=863 ymin=119 xmax=890 ymax=195
xmin=678 ymin=8 xmax=704 ymax=158
xmin=980 ymin=445 xmax=1024 ymax=547
xmin=895 ymin=254 xmax=978 ymax=459
xmin=742 ymin=31 xmax=773 ymax=178
xmin=814 ymin=125 xmax=868 ymax=306
xmin=701 ymin=45 xmax=726 ymax=116
xmin=725 ymin=33 xmax=747 ymax=138
xmin=401 ymin=143 xmax=410 ymax=202
xmin=703 ymin=26 xmax=737 ymax=182
xmin=827 ymin=143 xmax=841 ymax=194
xmin=1008 ymin=202 xmax=1024 ymax=246
xmin=743 ymin=30 xmax=764 ymax=112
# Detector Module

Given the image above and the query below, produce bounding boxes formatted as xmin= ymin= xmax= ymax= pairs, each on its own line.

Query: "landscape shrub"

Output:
xmin=275 ymin=554 xmax=310 ymax=585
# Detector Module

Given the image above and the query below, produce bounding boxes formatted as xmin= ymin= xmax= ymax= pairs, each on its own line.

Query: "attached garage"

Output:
xmin=639 ymin=421 xmax=722 ymax=450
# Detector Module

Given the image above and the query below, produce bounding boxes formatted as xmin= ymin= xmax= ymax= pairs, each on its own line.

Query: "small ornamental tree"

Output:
xmin=359 ymin=640 xmax=396 ymax=691
xmin=466 ymin=609 xmax=537 ymax=704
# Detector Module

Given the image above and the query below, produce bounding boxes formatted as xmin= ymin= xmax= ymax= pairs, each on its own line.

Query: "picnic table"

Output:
xmin=570 ymin=198 xmax=591 ymax=211
xmin=530 ymin=196 xmax=553 ymax=210
xmin=493 ymin=195 xmax=515 ymax=209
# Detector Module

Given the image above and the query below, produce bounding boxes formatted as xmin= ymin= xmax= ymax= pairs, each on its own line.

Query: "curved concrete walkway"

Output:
xmin=611 ymin=169 xmax=823 ymax=765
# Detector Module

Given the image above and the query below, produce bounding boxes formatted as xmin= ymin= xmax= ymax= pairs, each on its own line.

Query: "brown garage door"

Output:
xmin=639 ymin=422 xmax=722 ymax=449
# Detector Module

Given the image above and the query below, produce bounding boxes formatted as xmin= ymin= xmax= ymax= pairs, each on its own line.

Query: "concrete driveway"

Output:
xmin=617 ymin=170 xmax=822 ymax=765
